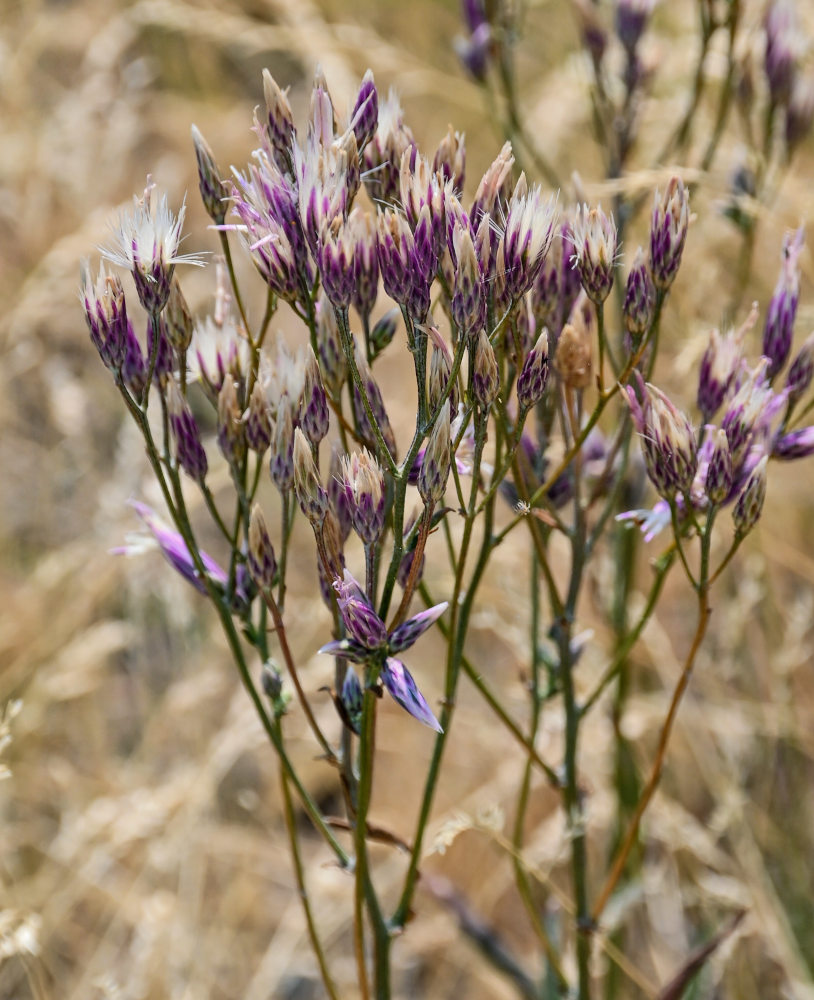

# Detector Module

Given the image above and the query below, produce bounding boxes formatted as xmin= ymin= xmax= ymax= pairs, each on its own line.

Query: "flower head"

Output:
xmin=102 ymin=182 xmax=204 ymax=314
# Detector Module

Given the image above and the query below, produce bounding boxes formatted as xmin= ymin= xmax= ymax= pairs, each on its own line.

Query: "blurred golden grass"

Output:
xmin=2 ymin=0 xmax=814 ymax=997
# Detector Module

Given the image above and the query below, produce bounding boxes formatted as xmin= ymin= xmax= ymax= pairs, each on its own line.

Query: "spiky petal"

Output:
xmin=381 ymin=657 xmax=442 ymax=731
xmin=388 ymin=603 xmax=448 ymax=654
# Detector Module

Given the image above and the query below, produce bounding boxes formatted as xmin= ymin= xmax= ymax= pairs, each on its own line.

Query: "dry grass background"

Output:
xmin=2 ymin=0 xmax=814 ymax=997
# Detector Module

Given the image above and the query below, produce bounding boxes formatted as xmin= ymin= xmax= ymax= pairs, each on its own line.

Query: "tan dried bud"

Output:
xmin=555 ymin=322 xmax=593 ymax=390
xmin=163 ymin=279 xmax=193 ymax=352
xmin=248 ymin=504 xmax=277 ymax=589
xmin=293 ymin=427 xmax=328 ymax=524
xmin=217 ymin=378 xmax=245 ymax=463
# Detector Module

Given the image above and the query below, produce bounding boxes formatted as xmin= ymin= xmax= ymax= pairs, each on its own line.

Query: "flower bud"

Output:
xmin=615 ymin=0 xmax=655 ymax=54
xmin=721 ymin=359 xmax=774 ymax=468
xmin=270 ymin=395 xmax=295 ymax=492
xmin=293 ymin=427 xmax=328 ymax=524
xmin=433 ymin=125 xmax=466 ymax=191
xmin=348 ymin=208 xmax=379 ymax=323
xmin=350 ymin=70 xmax=378 ymax=151
xmin=733 ymin=455 xmax=768 ymax=536
xmin=248 ymin=504 xmax=278 ymax=589
xmin=191 ymin=124 xmax=226 ymax=224
xmin=451 ymin=222 xmax=486 ymax=337
xmin=299 ymin=345 xmax=330 ymax=445
xmin=339 ymin=666 xmax=364 ymax=734
xmin=217 ymin=378 xmax=245 ymax=465
xmin=362 ymin=90 xmax=415 ymax=205
xmin=622 ymin=247 xmax=655 ymax=342
xmin=471 ymin=329 xmax=499 ymax=408
xmin=470 ymin=141 xmax=514 ymax=227
xmin=570 ymin=203 xmax=617 ymax=303
xmin=763 ymin=227 xmax=804 ymax=380
xmin=705 ymin=428 xmax=733 ymax=505
xmin=369 ymin=308 xmax=399 ymax=357
xmin=419 ymin=408 xmax=451 ymax=504
xmin=555 ymin=313 xmax=593 ymax=390
xmin=163 ymin=279 xmax=193 ymax=353
xmin=328 ymin=446 xmax=353 ymax=543
xmin=246 ymin=381 xmax=272 ymax=454
xmin=167 ymin=380 xmax=208 ymax=481
xmin=81 ymin=260 xmax=128 ymax=370
xmin=318 ymin=217 xmax=355 ymax=309
xmin=785 ymin=331 xmax=814 ymax=406
xmin=342 ymin=448 xmax=386 ymax=544
xmin=263 ymin=69 xmax=296 ymax=168
xmin=517 ymin=330 xmax=550 ymax=411
xmin=377 ymin=208 xmax=415 ymax=305
xmin=649 ymin=177 xmax=690 ymax=291
xmin=428 ymin=326 xmax=457 ymax=414
xmin=315 ymin=293 xmax=346 ymax=396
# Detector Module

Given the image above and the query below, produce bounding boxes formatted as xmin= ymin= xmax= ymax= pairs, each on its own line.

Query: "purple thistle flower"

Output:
xmin=626 ymin=374 xmax=698 ymax=498
xmin=341 ymin=449 xmax=386 ymax=545
xmin=649 ymin=177 xmax=689 ymax=291
xmin=500 ymin=185 xmax=559 ymax=300
xmin=773 ymin=426 xmax=814 ymax=459
xmin=570 ymin=203 xmax=617 ymax=304
xmin=317 ymin=218 xmax=356 ymax=309
xmin=762 ymin=226 xmax=804 ymax=380
xmin=118 ymin=501 xmax=227 ymax=594
xmin=333 ymin=571 xmax=388 ymax=649
xmin=350 ymin=70 xmax=379 ymax=152
xmin=721 ymin=360 xmax=775 ymax=468
xmin=80 ymin=260 xmax=128 ymax=371
xmin=101 ymin=184 xmax=204 ymax=315
xmin=377 ymin=207 xmax=416 ymax=306
xmin=381 ymin=657 xmax=442 ymax=731
xmin=517 ymin=330 xmax=550 ymax=411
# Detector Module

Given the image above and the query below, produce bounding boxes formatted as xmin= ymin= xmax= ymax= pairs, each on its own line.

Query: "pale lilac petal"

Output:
xmin=126 ymin=501 xmax=227 ymax=593
xmin=381 ymin=657 xmax=442 ymax=732
xmin=318 ymin=638 xmax=371 ymax=662
xmin=388 ymin=602 xmax=448 ymax=653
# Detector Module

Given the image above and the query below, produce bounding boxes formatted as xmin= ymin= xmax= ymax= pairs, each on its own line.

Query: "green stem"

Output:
xmin=279 ymin=762 xmax=340 ymax=1000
